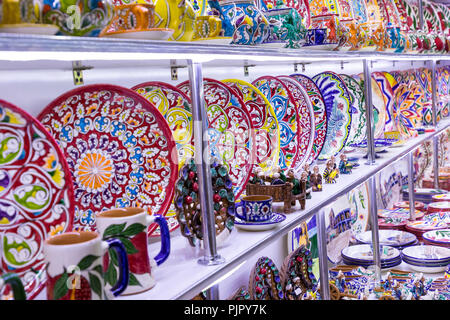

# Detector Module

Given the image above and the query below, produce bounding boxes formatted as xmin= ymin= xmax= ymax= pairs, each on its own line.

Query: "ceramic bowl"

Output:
xmin=355 ymin=230 xmax=417 ymax=248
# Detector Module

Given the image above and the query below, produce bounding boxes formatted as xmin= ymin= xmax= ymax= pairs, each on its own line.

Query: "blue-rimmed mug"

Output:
xmin=304 ymin=28 xmax=327 ymax=46
xmin=235 ymin=195 xmax=273 ymax=222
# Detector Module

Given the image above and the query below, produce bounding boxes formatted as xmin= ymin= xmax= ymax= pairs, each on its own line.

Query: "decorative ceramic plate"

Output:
xmin=221 ymin=79 xmax=280 ymax=174
xmin=378 ymin=208 xmax=424 ymax=220
xmin=355 ymin=230 xmax=417 ymax=247
xmin=277 ymin=76 xmax=315 ymax=170
xmin=312 ymin=71 xmax=352 ymax=160
xmin=393 ymin=200 xmax=425 ymax=211
xmin=132 ymin=81 xmax=195 ymax=235
xmin=394 ymin=83 xmax=422 ymax=139
xmin=290 ymin=73 xmax=327 ymax=164
xmin=234 ymin=212 xmax=286 ymax=231
xmin=341 ymin=244 xmax=401 ymax=262
xmin=432 ymin=193 xmax=450 ymax=202
xmin=177 ymin=78 xmax=255 ymax=198
xmin=0 ymin=99 xmax=75 ymax=300
xmin=423 ymin=229 xmax=450 ymax=245
xmin=372 ymin=72 xmax=396 ymax=133
xmin=402 ymin=245 xmax=450 ymax=262
xmin=349 ymin=0 xmax=369 ymax=23
xmin=100 ymin=28 xmax=174 ymax=40
xmin=347 ymin=182 xmax=370 ymax=237
xmin=339 ymin=74 xmax=366 ymax=148
xmin=251 ymin=76 xmax=301 ymax=170
xmin=0 ymin=23 xmax=59 ymax=35
xmin=428 ymin=201 xmax=450 ymax=214
xmin=37 ymin=84 xmax=178 ymax=236
xmin=424 ymin=212 xmax=450 ymax=225
xmin=405 ymin=219 xmax=448 ymax=232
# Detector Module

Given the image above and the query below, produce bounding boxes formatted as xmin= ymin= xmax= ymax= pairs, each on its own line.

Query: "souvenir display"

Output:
xmin=405 ymin=219 xmax=448 ymax=242
xmin=248 ymin=256 xmax=284 ymax=300
xmin=338 ymin=153 xmax=353 ymax=174
xmin=401 ymin=245 xmax=450 ymax=273
xmin=310 ymin=165 xmax=323 ymax=192
xmin=174 ymin=159 xmax=235 ymax=247
xmin=0 ymin=99 xmax=75 ymax=300
xmin=263 ymin=6 xmax=306 ymax=48
xmin=341 ymin=244 xmax=402 ymax=269
xmin=37 ymin=84 xmax=178 ymax=236
xmin=355 ymin=229 xmax=417 ymax=249
xmin=178 ymin=78 xmax=255 ymax=198
xmin=323 ymin=158 xmax=339 ymax=184
xmin=312 ymin=72 xmax=352 ymax=160
xmin=423 ymin=229 xmax=450 ymax=248
xmin=347 ymin=182 xmax=370 ymax=236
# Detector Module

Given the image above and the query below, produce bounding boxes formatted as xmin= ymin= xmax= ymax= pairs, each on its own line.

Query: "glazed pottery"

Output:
xmin=154 ymin=0 xmax=197 ymax=41
xmin=0 ymin=99 xmax=75 ymax=300
xmin=208 ymin=0 xmax=270 ymax=45
xmin=0 ymin=0 xmax=39 ymax=24
xmin=235 ymin=195 xmax=273 ymax=222
xmin=37 ymin=84 xmax=179 ymax=236
xmin=96 ymin=208 xmax=170 ymax=295
xmin=336 ymin=19 xmax=365 ymax=51
xmin=44 ymin=231 xmax=129 ymax=300
xmin=355 ymin=230 xmax=417 ymax=248
xmin=309 ymin=12 xmax=340 ymax=46
xmin=193 ymin=15 xmax=222 ymax=39
xmin=0 ymin=273 xmax=26 ymax=300
xmin=262 ymin=6 xmax=306 ymax=48
xmin=42 ymin=0 xmax=114 ymax=36
xmin=234 ymin=212 xmax=286 ymax=231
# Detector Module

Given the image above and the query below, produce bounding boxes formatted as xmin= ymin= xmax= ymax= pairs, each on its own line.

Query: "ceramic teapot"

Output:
xmin=154 ymin=0 xmax=197 ymax=41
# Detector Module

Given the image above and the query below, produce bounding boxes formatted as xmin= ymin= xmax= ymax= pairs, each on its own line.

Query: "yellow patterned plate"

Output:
xmin=221 ymin=79 xmax=280 ymax=174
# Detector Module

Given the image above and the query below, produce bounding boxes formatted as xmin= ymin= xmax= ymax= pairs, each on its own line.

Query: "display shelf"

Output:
xmin=0 ymin=33 xmax=449 ymax=62
xmin=31 ymin=117 xmax=450 ymax=301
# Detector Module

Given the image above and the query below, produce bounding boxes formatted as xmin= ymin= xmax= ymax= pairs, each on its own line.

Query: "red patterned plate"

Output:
xmin=290 ymin=73 xmax=327 ymax=164
xmin=277 ymin=75 xmax=315 ymax=170
xmin=0 ymin=99 xmax=75 ymax=300
xmin=177 ymin=78 xmax=255 ymax=198
xmin=37 ymin=84 xmax=178 ymax=237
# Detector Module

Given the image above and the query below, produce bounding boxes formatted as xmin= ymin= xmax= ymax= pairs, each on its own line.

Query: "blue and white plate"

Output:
xmin=234 ymin=212 xmax=286 ymax=231
xmin=355 ymin=230 xmax=417 ymax=248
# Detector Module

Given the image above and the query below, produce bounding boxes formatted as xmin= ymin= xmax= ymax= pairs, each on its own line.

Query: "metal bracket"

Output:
xmin=170 ymin=60 xmax=187 ymax=81
xmin=72 ymin=61 xmax=93 ymax=86
xmin=294 ymin=62 xmax=308 ymax=73
xmin=243 ymin=63 xmax=256 ymax=77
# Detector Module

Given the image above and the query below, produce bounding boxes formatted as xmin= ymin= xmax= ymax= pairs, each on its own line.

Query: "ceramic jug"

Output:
xmin=154 ymin=0 xmax=197 ymax=41
xmin=208 ymin=0 xmax=269 ymax=45
xmin=262 ymin=6 xmax=306 ymax=48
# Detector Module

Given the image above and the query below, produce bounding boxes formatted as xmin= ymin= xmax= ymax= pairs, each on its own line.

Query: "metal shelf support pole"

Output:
xmin=188 ymin=60 xmax=225 ymax=268
xmin=368 ymin=176 xmax=381 ymax=284
xmin=408 ymin=151 xmax=417 ymax=221
xmin=316 ymin=209 xmax=330 ymax=300
xmin=430 ymin=60 xmax=440 ymax=189
xmin=363 ymin=59 xmax=376 ymax=165
xmin=418 ymin=0 xmax=424 ymax=31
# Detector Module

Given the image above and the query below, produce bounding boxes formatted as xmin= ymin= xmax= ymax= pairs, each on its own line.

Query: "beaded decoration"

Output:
xmin=249 ymin=257 xmax=284 ymax=300
xmin=228 ymin=287 xmax=251 ymax=300
xmin=281 ymin=245 xmax=318 ymax=300
xmin=174 ymin=159 xmax=235 ymax=247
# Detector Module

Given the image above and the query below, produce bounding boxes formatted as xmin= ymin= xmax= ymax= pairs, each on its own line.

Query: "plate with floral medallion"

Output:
xmin=251 ymin=76 xmax=301 ymax=170
xmin=177 ymin=78 xmax=255 ymax=198
xmin=290 ymin=73 xmax=327 ymax=164
xmin=0 ymin=99 xmax=75 ymax=300
xmin=132 ymin=81 xmax=195 ymax=236
xmin=339 ymin=74 xmax=366 ymax=149
xmin=277 ymin=75 xmax=315 ymax=170
xmin=37 ymin=84 xmax=178 ymax=237
xmin=415 ymin=68 xmax=435 ymax=125
xmin=312 ymin=71 xmax=352 ymax=160
xmin=394 ymin=83 xmax=422 ymax=139
xmin=221 ymin=79 xmax=280 ymax=174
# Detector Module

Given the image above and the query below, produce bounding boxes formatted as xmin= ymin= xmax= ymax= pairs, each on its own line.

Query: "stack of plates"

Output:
xmin=427 ymin=201 xmax=450 ymax=215
xmin=355 ymin=230 xmax=418 ymax=250
xmin=378 ymin=216 xmax=408 ymax=231
xmin=405 ymin=220 xmax=448 ymax=241
xmin=423 ymin=229 xmax=450 ymax=248
xmin=378 ymin=208 xmax=425 ymax=221
xmin=403 ymin=188 xmax=448 ymax=204
xmin=432 ymin=193 xmax=450 ymax=203
xmin=423 ymin=211 xmax=450 ymax=225
xmin=341 ymin=244 xmax=402 ymax=269
xmin=393 ymin=201 xmax=426 ymax=212
xmin=401 ymin=245 xmax=450 ymax=273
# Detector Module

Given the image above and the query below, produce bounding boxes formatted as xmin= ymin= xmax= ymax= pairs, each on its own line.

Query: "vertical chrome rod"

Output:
xmin=363 ymin=59 xmax=376 ymax=165
xmin=205 ymin=285 xmax=220 ymax=300
xmin=368 ymin=176 xmax=381 ymax=284
xmin=418 ymin=0 xmax=424 ymax=31
xmin=316 ymin=209 xmax=330 ymax=300
xmin=188 ymin=60 xmax=225 ymax=267
xmin=408 ymin=152 xmax=417 ymax=221
xmin=433 ymin=136 xmax=440 ymax=189
xmin=430 ymin=60 xmax=440 ymax=188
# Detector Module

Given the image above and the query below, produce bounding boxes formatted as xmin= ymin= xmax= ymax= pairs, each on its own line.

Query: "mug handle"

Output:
xmin=208 ymin=16 xmax=222 ymax=38
xmin=104 ymin=238 xmax=129 ymax=297
xmin=234 ymin=201 xmax=246 ymax=220
xmin=0 ymin=273 xmax=26 ymax=300
xmin=146 ymin=214 xmax=171 ymax=266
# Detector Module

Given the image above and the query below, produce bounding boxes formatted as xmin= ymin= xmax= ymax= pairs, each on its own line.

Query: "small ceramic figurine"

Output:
xmin=323 ymin=159 xmax=339 ymax=184
xmin=310 ymin=165 xmax=323 ymax=192
xmin=339 ymin=154 xmax=353 ymax=174
xmin=287 ymin=169 xmax=302 ymax=196
xmin=300 ymin=171 xmax=311 ymax=199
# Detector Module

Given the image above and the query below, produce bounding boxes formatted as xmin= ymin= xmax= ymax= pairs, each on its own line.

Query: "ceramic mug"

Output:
xmin=0 ymin=273 xmax=26 ymax=300
xmin=193 ymin=15 xmax=222 ymax=40
xmin=304 ymin=28 xmax=327 ymax=46
xmin=44 ymin=231 xmax=129 ymax=300
xmin=0 ymin=0 xmax=39 ymax=25
xmin=235 ymin=195 xmax=273 ymax=222
xmin=96 ymin=207 xmax=170 ymax=295
xmin=100 ymin=3 xmax=155 ymax=36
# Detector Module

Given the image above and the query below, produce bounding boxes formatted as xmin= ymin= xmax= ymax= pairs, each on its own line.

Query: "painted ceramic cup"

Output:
xmin=262 ymin=7 xmax=305 ymax=48
xmin=154 ymin=0 xmax=196 ymax=41
xmin=235 ymin=195 xmax=273 ymax=222
xmin=336 ymin=20 xmax=364 ymax=51
xmin=99 ymin=3 xmax=155 ymax=36
xmin=96 ymin=207 xmax=170 ymax=295
xmin=42 ymin=0 xmax=114 ymax=36
xmin=0 ymin=0 xmax=39 ymax=24
xmin=193 ymin=15 xmax=222 ymax=40
xmin=208 ymin=0 xmax=270 ymax=45
xmin=44 ymin=231 xmax=129 ymax=300
xmin=0 ymin=273 xmax=26 ymax=300
xmin=304 ymin=28 xmax=327 ymax=46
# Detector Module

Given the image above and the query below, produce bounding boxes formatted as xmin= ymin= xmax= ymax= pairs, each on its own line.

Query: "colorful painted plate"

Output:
xmin=277 ymin=75 xmax=315 ymax=170
xmin=341 ymin=244 xmax=401 ymax=263
xmin=251 ymin=76 xmax=301 ymax=170
xmin=394 ymin=83 xmax=421 ymax=139
xmin=234 ymin=212 xmax=286 ymax=231
xmin=372 ymin=72 xmax=397 ymax=133
xmin=132 ymin=81 xmax=195 ymax=235
xmin=378 ymin=208 xmax=425 ymax=220
xmin=37 ymin=84 xmax=178 ymax=236
xmin=347 ymin=182 xmax=370 ymax=236
xmin=99 ymin=28 xmax=174 ymax=40
xmin=221 ymin=78 xmax=280 ymax=174
xmin=355 ymin=230 xmax=417 ymax=247
xmin=432 ymin=193 xmax=450 ymax=202
xmin=177 ymin=78 xmax=255 ymax=198
xmin=312 ymin=71 xmax=352 ymax=160
xmin=349 ymin=0 xmax=369 ymax=23
xmin=290 ymin=73 xmax=327 ymax=164
xmin=0 ymin=99 xmax=75 ymax=300
xmin=423 ymin=229 xmax=450 ymax=246
xmin=402 ymin=245 xmax=450 ymax=263
xmin=339 ymin=74 xmax=366 ymax=148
